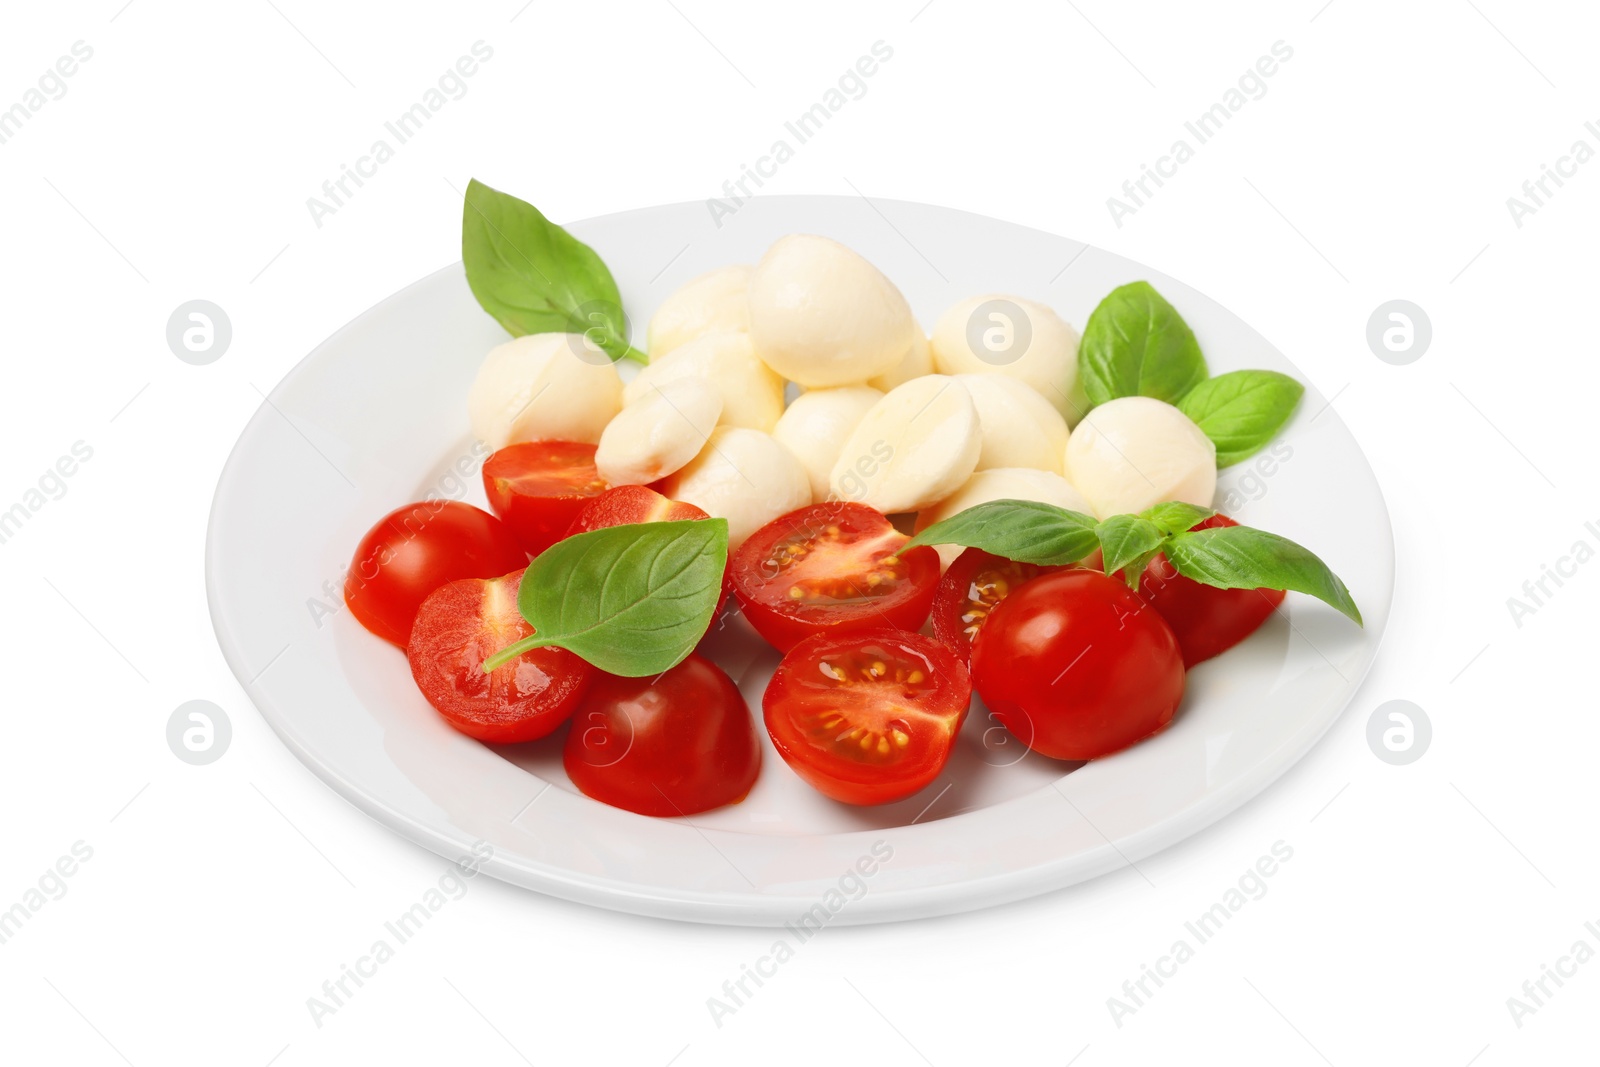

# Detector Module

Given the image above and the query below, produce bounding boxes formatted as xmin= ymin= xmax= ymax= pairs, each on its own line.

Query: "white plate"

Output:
xmin=207 ymin=195 xmax=1393 ymax=926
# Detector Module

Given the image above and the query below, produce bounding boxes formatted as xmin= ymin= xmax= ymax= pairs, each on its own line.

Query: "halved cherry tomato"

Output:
xmin=763 ymin=628 xmax=970 ymax=805
xmin=730 ymin=502 xmax=940 ymax=653
xmin=971 ymin=569 xmax=1184 ymax=761
xmin=482 ymin=441 xmax=609 ymax=557
xmin=568 ymin=486 xmax=729 ymax=613
xmin=407 ymin=568 xmax=593 ymax=743
xmin=567 ymin=484 xmax=710 ymax=535
xmin=344 ymin=500 xmax=527 ymax=648
xmin=1137 ymin=514 xmax=1286 ymax=667
xmin=931 ymin=548 xmax=1066 ymax=663
xmin=564 ymin=654 xmax=760 ymax=816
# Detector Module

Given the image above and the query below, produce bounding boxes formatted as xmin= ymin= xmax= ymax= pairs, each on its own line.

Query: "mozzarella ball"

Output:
xmin=623 ymin=332 xmax=786 ymax=432
xmin=868 ymin=329 xmax=932 ymax=392
xmin=772 ymin=386 xmax=883 ymax=501
xmin=595 ymin=378 xmax=723 ymax=486
xmin=747 ymin=234 xmax=916 ymax=388
xmin=660 ymin=427 xmax=811 ymax=550
xmin=930 ymin=294 xmax=1081 ymax=418
xmin=1064 ymin=396 xmax=1217 ymax=519
xmin=829 ymin=375 xmax=980 ymax=514
xmin=468 ymin=333 xmax=623 ymax=450
xmin=916 ymin=467 xmax=1094 ymax=569
xmin=646 ymin=265 xmax=752 ymax=360
xmin=955 ymin=374 xmax=1069 ymax=475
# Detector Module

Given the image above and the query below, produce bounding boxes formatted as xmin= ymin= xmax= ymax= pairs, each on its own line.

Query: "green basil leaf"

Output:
xmin=461 ymin=178 xmax=644 ymax=362
xmin=485 ymin=519 xmax=728 ymax=676
xmin=1079 ymin=281 xmax=1209 ymax=408
xmin=1163 ymin=525 xmax=1362 ymax=625
xmin=1140 ymin=501 xmax=1215 ymax=536
xmin=1095 ymin=514 xmax=1166 ymax=585
xmin=902 ymin=499 xmax=1100 ymax=566
xmin=1177 ymin=369 xmax=1304 ymax=467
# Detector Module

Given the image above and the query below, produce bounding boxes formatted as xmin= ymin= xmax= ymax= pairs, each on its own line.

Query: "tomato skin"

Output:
xmin=1138 ymin=514 xmax=1286 ymax=667
xmin=931 ymin=548 xmax=1068 ymax=664
xmin=730 ymin=502 xmax=940 ymax=653
xmin=763 ymin=628 xmax=971 ymax=806
xmin=563 ymin=655 xmax=761 ymax=817
xmin=482 ymin=441 xmax=609 ymax=557
xmin=407 ymin=569 xmax=593 ymax=743
xmin=344 ymin=500 xmax=527 ymax=648
xmin=567 ymin=484 xmax=710 ymax=534
xmin=971 ymin=569 xmax=1184 ymax=761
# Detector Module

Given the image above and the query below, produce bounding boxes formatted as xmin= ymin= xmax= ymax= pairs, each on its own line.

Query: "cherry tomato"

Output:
xmin=568 ymin=485 xmax=729 ymax=613
xmin=971 ymin=568 xmax=1184 ymax=761
xmin=407 ymin=569 xmax=593 ymax=743
xmin=763 ymin=628 xmax=970 ymax=806
xmin=931 ymin=548 xmax=1067 ymax=663
xmin=563 ymin=654 xmax=761 ymax=817
xmin=567 ymin=484 xmax=710 ymax=535
xmin=344 ymin=500 xmax=527 ymax=648
xmin=730 ymin=502 xmax=940 ymax=653
xmin=1137 ymin=514 xmax=1287 ymax=667
xmin=482 ymin=441 xmax=609 ymax=557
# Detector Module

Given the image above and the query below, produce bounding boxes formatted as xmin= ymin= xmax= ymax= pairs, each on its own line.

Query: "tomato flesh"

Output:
xmin=1138 ymin=514 xmax=1287 ymax=667
xmin=564 ymin=654 xmax=761 ymax=816
xmin=344 ymin=500 xmax=527 ymax=648
xmin=483 ymin=441 xmax=609 ymax=557
xmin=567 ymin=484 xmax=710 ymax=535
xmin=407 ymin=569 xmax=594 ymax=743
xmin=763 ymin=628 xmax=971 ymax=806
xmin=731 ymin=502 xmax=940 ymax=653
xmin=971 ymin=568 xmax=1184 ymax=761
xmin=931 ymin=548 xmax=1067 ymax=663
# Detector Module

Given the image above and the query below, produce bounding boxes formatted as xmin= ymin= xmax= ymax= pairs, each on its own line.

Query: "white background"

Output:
xmin=1 ymin=1 xmax=1595 ymax=1063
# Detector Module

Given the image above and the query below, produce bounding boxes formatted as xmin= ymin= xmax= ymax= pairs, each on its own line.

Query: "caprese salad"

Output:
xmin=342 ymin=180 xmax=1360 ymax=816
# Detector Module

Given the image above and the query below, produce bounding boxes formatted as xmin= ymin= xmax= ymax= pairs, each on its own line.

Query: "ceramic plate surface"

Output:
xmin=207 ymin=195 xmax=1393 ymax=926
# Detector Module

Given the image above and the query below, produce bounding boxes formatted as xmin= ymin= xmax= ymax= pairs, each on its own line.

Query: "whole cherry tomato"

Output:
xmin=971 ymin=568 xmax=1184 ymax=761
xmin=344 ymin=500 xmax=527 ymax=648
xmin=1137 ymin=514 xmax=1286 ymax=667
xmin=564 ymin=655 xmax=761 ymax=817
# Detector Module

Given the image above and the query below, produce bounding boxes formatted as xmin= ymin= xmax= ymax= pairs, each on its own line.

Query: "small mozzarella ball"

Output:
xmin=747 ymin=234 xmax=916 ymax=388
xmin=930 ymin=294 xmax=1081 ymax=418
xmin=468 ymin=333 xmax=623 ymax=449
xmin=1064 ymin=396 xmax=1217 ymax=519
xmin=660 ymin=427 xmax=811 ymax=550
xmin=623 ymin=332 xmax=786 ymax=432
xmin=955 ymin=374 xmax=1069 ymax=475
xmin=916 ymin=467 xmax=1093 ymax=569
xmin=829 ymin=375 xmax=980 ymax=514
xmin=646 ymin=265 xmax=752 ymax=360
xmin=595 ymin=378 xmax=723 ymax=486
xmin=772 ymin=386 xmax=883 ymax=501
xmin=867 ymin=329 xmax=932 ymax=392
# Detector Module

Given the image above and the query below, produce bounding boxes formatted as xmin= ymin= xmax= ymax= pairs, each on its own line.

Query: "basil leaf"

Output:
xmin=1095 ymin=514 xmax=1166 ymax=585
xmin=1079 ymin=281 xmax=1209 ymax=408
xmin=461 ymin=178 xmax=644 ymax=362
xmin=1140 ymin=501 xmax=1215 ymax=536
xmin=484 ymin=519 xmax=728 ymax=676
xmin=1177 ymin=369 xmax=1304 ymax=467
xmin=1163 ymin=525 xmax=1362 ymax=625
xmin=902 ymin=499 xmax=1100 ymax=566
